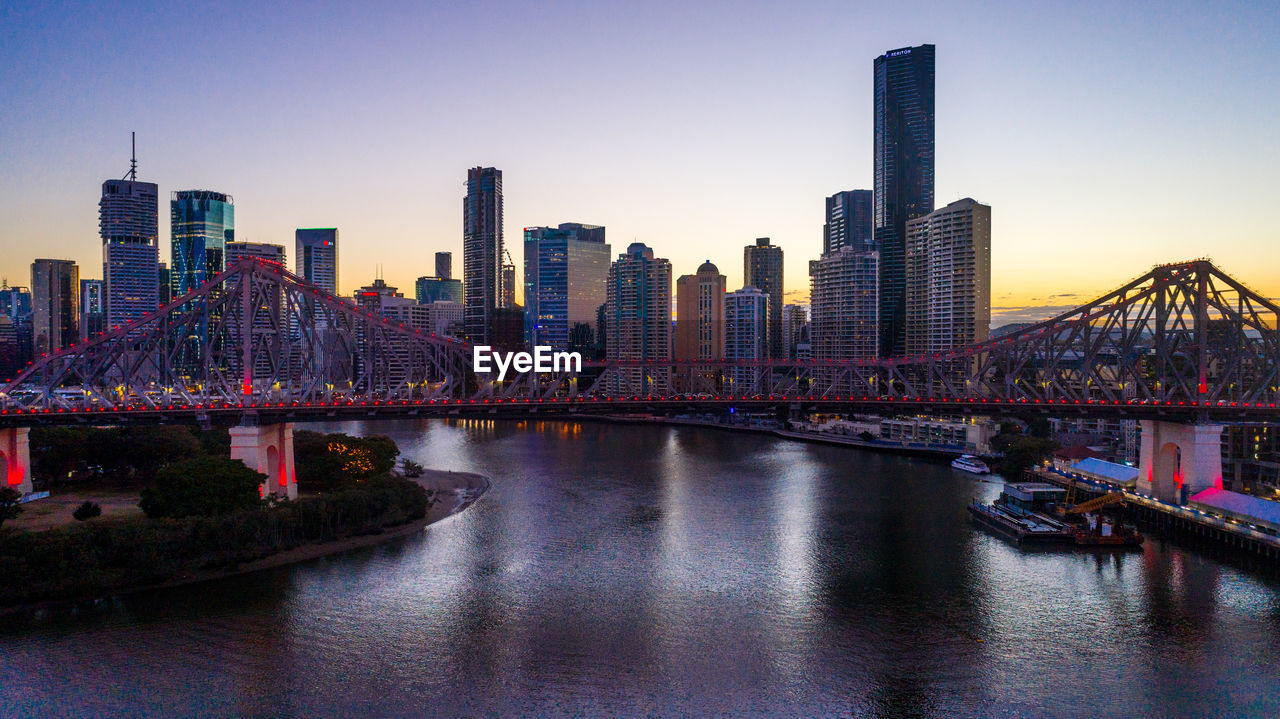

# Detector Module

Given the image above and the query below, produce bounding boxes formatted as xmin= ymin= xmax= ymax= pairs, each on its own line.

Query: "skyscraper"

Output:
xmin=501 ymin=251 xmax=517 ymax=309
xmin=743 ymin=237 xmax=784 ymax=359
xmin=436 ymin=252 xmax=453 ymax=280
xmin=782 ymin=304 xmax=809 ymax=360
xmin=905 ymin=198 xmax=991 ymax=354
xmin=100 ymin=137 xmax=159 ymax=329
xmin=605 ymin=243 xmax=671 ymax=393
xmin=157 ymin=262 xmax=171 ymax=304
xmin=296 ymin=228 xmax=339 ymax=294
xmin=171 ymin=190 xmax=234 ymax=296
xmin=874 ymin=43 xmax=935 ymax=358
xmin=725 ymin=286 xmax=769 ymax=389
xmin=463 ymin=167 xmax=503 ymax=343
xmin=824 ymin=190 xmax=873 ymax=254
xmin=31 ymin=259 xmax=79 ymax=354
xmin=79 ymin=279 xmax=105 ymax=340
xmin=809 ymin=248 xmax=879 ymax=361
xmin=674 ymin=261 xmax=725 ymax=361
xmin=523 ymin=223 xmax=610 ymax=350
xmin=226 ymin=241 xmax=286 ymax=267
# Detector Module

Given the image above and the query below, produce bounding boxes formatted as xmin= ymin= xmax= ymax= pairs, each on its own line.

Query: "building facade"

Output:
xmin=171 ymin=190 xmax=234 ymax=297
xmin=79 ymin=279 xmax=105 ymax=340
xmin=605 ymin=243 xmax=671 ymax=393
xmin=674 ymin=261 xmax=726 ymax=361
xmin=809 ymin=248 xmax=879 ymax=361
xmin=874 ymin=43 xmax=935 ymax=358
xmin=296 ymin=228 xmax=339 ymax=294
xmin=743 ymin=237 xmax=784 ymax=359
xmin=725 ymin=286 xmax=769 ymax=389
xmin=415 ymin=276 xmax=464 ymax=305
xmin=100 ymin=173 xmax=159 ymax=330
xmin=523 ymin=223 xmax=609 ymax=350
xmin=463 ymin=166 xmax=503 ymax=343
xmin=226 ymin=241 xmax=286 ymax=267
xmin=824 ymin=189 xmax=873 ymax=254
xmin=782 ymin=304 xmax=808 ymax=360
xmin=904 ymin=198 xmax=991 ymax=354
xmin=31 ymin=259 xmax=79 ymax=355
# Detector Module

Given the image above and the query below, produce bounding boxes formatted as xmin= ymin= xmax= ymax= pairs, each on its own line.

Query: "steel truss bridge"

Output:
xmin=1 ymin=258 xmax=1278 ymax=427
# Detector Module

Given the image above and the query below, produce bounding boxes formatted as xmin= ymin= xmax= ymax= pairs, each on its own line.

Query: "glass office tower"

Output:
xmin=523 ymin=223 xmax=609 ymax=350
xmin=874 ymin=43 xmax=934 ymax=358
xmin=171 ymin=190 xmax=235 ymax=297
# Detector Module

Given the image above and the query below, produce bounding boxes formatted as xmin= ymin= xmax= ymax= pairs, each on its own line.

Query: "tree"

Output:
xmin=139 ymin=457 xmax=264 ymax=518
xmin=858 ymin=430 xmax=877 ymax=442
xmin=295 ymin=431 xmax=401 ymax=492
xmin=0 ymin=487 xmax=22 ymax=529
xmin=997 ymin=437 xmax=1059 ymax=477
xmin=72 ymin=501 xmax=102 ymax=521
xmin=401 ymin=459 xmax=424 ymax=478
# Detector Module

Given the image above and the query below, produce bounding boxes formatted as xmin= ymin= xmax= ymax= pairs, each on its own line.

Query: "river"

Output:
xmin=4 ymin=419 xmax=1280 ymax=718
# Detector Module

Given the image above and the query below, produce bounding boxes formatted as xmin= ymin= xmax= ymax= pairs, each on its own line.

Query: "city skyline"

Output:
xmin=1 ymin=1 xmax=1277 ymax=328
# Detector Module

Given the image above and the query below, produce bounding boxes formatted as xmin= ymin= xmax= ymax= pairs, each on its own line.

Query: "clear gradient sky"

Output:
xmin=2 ymin=0 xmax=1277 ymax=325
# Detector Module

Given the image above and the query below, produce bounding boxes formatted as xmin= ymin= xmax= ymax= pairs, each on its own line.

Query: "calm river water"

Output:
xmin=4 ymin=419 xmax=1280 ymax=718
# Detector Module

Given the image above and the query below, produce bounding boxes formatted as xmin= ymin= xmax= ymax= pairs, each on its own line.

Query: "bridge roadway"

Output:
xmin=0 ymin=393 xmax=1274 ymax=428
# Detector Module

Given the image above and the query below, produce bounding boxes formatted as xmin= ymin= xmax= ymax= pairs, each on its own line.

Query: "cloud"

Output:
xmin=991 ymin=304 xmax=1078 ymax=327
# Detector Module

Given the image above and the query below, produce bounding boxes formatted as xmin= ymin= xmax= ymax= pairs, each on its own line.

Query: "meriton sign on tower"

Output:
xmin=472 ymin=346 xmax=582 ymax=381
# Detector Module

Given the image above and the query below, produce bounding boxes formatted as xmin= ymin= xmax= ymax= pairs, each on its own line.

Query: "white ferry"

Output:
xmin=951 ymin=455 xmax=991 ymax=474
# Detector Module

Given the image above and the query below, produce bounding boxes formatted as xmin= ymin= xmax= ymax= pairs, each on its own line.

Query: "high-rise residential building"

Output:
xmin=743 ymin=237 xmax=784 ymax=359
xmin=171 ymin=190 xmax=234 ymax=297
xmin=523 ymin=223 xmax=610 ymax=350
xmin=0 ymin=283 xmax=33 ymax=375
xmin=100 ymin=140 xmax=159 ymax=330
xmin=226 ymin=241 xmax=286 ymax=267
xmin=605 ymin=243 xmax=672 ymax=392
xmin=905 ymin=198 xmax=991 ymax=354
xmin=463 ymin=166 xmax=503 ymax=343
xmin=674 ymin=261 xmax=726 ymax=361
xmin=874 ymin=43 xmax=935 ymax=358
xmin=782 ymin=304 xmax=809 ymax=360
xmin=725 ymin=286 xmax=769 ymax=389
xmin=809 ymin=248 xmax=879 ymax=361
xmin=436 ymin=252 xmax=453 ymax=280
xmin=31 ymin=259 xmax=79 ymax=355
xmin=415 ymin=275 xmax=464 ymax=305
xmin=824 ymin=190 xmax=873 ymax=254
xmin=79 ymin=279 xmax=105 ymax=340
xmin=296 ymin=228 xmax=339 ymax=294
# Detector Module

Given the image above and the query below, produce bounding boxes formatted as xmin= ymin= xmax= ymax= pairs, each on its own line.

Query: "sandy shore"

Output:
xmin=2 ymin=469 xmax=490 ymax=616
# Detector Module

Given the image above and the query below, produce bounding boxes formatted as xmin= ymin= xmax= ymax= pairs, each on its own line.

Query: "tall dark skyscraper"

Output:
xmin=31 ymin=259 xmax=79 ymax=354
xmin=874 ymin=43 xmax=935 ymax=357
xmin=463 ymin=167 xmax=503 ymax=343
xmin=823 ymin=189 xmax=873 ymax=254
xmin=743 ymin=237 xmax=784 ymax=360
xmin=100 ymin=135 xmax=159 ymax=330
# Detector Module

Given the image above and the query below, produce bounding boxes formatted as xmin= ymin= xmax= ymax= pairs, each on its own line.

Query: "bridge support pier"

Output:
xmin=1 ymin=427 xmax=32 ymax=495
xmin=1136 ymin=420 xmax=1223 ymax=505
xmin=230 ymin=423 xmax=296 ymax=500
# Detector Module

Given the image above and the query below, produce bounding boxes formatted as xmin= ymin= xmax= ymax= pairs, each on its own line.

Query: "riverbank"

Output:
xmin=578 ymin=414 xmax=974 ymax=460
xmin=0 ymin=469 xmax=490 ymax=617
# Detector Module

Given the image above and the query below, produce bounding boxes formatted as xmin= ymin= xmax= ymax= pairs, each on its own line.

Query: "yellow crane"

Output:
xmin=1065 ymin=492 xmax=1125 ymax=515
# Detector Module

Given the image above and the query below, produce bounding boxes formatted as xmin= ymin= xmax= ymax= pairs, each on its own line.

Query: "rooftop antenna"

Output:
xmin=123 ymin=132 xmax=137 ymax=181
